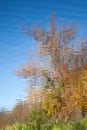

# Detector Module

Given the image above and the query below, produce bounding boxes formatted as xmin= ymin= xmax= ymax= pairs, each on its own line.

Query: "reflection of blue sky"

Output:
xmin=0 ymin=0 xmax=87 ymax=110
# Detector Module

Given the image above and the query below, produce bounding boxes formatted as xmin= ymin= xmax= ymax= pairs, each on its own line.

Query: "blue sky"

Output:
xmin=0 ymin=0 xmax=87 ymax=110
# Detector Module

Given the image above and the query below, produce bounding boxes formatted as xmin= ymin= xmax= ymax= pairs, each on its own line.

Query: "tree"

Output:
xmin=17 ymin=15 xmax=87 ymax=122
xmin=12 ymin=101 xmax=30 ymax=123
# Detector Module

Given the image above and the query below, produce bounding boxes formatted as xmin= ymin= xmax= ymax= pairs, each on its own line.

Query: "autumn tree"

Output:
xmin=12 ymin=101 xmax=30 ymax=123
xmin=17 ymin=15 xmax=87 ymax=122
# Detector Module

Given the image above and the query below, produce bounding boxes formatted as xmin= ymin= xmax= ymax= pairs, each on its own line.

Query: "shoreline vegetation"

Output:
xmin=0 ymin=118 xmax=87 ymax=130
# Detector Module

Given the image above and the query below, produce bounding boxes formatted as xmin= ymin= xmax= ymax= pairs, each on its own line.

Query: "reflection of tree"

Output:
xmin=13 ymin=101 xmax=30 ymax=123
xmin=16 ymin=15 xmax=87 ymax=122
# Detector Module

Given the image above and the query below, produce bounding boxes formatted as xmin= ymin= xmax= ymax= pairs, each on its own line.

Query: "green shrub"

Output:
xmin=75 ymin=118 xmax=87 ymax=130
xmin=52 ymin=124 xmax=62 ymax=130
xmin=1 ymin=123 xmax=30 ymax=130
xmin=1 ymin=118 xmax=87 ymax=130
